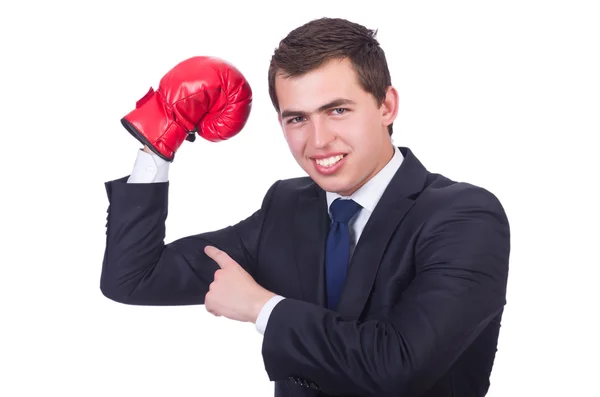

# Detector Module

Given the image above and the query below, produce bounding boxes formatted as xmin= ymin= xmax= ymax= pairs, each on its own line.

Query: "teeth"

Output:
xmin=315 ymin=154 xmax=344 ymax=167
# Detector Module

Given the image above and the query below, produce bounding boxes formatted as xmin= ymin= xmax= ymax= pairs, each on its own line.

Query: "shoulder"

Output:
xmin=262 ymin=176 xmax=320 ymax=199
xmin=413 ymin=172 xmax=510 ymax=244
xmin=258 ymin=176 xmax=320 ymax=208
xmin=418 ymin=172 xmax=507 ymax=216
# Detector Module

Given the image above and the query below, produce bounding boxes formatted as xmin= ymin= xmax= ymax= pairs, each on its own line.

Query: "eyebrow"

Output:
xmin=280 ymin=98 xmax=357 ymax=119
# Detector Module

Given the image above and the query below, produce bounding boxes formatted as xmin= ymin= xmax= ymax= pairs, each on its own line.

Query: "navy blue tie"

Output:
xmin=325 ymin=198 xmax=362 ymax=310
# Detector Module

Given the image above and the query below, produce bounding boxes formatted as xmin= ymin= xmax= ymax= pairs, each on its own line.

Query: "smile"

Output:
xmin=311 ymin=153 xmax=348 ymax=175
xmin=314 ymin=154 xmax=345 ymax=167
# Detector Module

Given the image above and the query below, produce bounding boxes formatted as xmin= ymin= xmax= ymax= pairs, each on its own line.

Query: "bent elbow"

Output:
xmin=99 ymin=264 xmax=141 ymax=305
xmin=100 ymin=279 xmax=135 ymax=304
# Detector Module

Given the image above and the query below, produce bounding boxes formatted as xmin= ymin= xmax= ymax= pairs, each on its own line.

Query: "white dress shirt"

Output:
xmin=125 ymin=144 xmax=404 ymax=335
xmin=127 ymin=149 xmax=170 ymax=183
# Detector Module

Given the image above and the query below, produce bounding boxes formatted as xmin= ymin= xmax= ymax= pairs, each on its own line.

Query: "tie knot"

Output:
xmin=330 ymin=198 xmax=362 ymax=224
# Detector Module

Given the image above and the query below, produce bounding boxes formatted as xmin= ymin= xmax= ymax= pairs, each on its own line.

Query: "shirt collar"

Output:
xmin=326 ymin=145 xmax=404 ymax=214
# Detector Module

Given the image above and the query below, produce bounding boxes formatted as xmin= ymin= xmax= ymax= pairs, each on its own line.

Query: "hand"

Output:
xmin=203 ymin=246 xmax=275 ymax=323
xmin=121 ymin=56 xmax=252 ymax=162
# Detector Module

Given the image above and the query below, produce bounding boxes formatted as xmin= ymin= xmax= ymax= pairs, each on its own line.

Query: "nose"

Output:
xmin=309 ymin=118 xmax=335 ymax=148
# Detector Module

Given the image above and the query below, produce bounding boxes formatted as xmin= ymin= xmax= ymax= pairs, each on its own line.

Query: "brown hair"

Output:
xmin=268 ymin=17 xmax=394 ymax=135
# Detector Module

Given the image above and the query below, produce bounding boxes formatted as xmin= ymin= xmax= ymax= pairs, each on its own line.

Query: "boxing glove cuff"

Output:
xmin=121 ymin=87 xmax=188 ymax=162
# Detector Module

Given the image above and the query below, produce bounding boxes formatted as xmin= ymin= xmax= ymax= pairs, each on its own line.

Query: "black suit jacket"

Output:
xmin=100 ymin=147 xmax=510 ymax=397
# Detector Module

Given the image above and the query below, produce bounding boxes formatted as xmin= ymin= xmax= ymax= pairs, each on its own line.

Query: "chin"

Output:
xmin=300 ymin=159 xmax=356 ymax=194
xmin=312 ymin=176 xmax=353 ymax=195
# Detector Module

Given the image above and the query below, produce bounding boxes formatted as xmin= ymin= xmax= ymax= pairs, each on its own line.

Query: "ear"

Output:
xmin=380 ymin=86 xmax=399 ymax=128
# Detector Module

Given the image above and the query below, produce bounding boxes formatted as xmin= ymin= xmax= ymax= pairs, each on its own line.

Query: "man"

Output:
xmin=101 ymin=17 xmax=510 ymax=397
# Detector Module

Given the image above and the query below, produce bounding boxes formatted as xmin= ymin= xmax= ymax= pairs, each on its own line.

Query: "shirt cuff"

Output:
xmin=127 ymin=149 xmax=170 ymax=183
xmin=255 ymin=295 xmax=286 ymax=335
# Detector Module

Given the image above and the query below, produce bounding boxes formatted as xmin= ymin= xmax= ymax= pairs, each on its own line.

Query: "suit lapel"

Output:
xmin=337 ymin=147 xmax=429 ymax=319
xmin=292 ymin=186 xmax=329 ymax=306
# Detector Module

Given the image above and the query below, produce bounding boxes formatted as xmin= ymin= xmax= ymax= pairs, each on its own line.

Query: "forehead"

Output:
xmin=275 ymin=58 xmax=366 ymax=110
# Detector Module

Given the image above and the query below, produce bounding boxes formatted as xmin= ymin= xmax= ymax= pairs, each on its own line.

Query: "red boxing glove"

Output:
xmin=121 ymin=56 xmax=252 ymax=161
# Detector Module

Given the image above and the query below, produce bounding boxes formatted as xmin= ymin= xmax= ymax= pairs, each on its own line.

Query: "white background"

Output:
xmin=1 ymin=0 xmax=598 ymax=396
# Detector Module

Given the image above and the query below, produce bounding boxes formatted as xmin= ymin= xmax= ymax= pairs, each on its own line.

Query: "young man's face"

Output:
xmin=276 ymin=58 xmax=398 ymax=196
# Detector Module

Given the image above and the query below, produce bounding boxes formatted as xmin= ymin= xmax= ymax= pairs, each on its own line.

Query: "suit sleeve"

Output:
xmin=260 ymin=186 xmax=510 ymax=397
xmin=99 ymin=176 xmax=279 ymax=305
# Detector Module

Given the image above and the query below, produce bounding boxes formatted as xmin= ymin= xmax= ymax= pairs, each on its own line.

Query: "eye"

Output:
xmin=331 ymin=108 xmax=348 ymax=115
xmin=287 ymin=116 xmax=306 ymax=124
